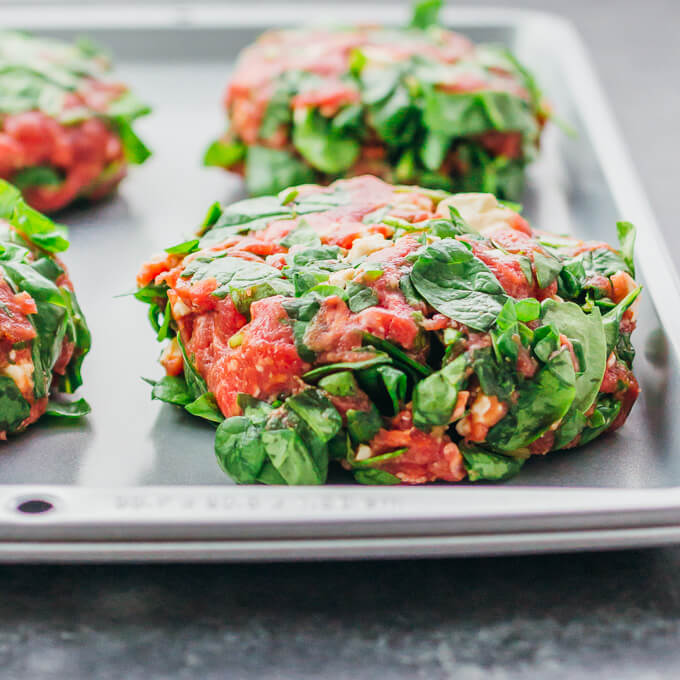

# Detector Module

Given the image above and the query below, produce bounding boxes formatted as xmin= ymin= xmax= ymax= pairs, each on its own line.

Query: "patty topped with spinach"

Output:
xmin=137 ymin=175 xmax=640 ymax=485
xmin=0 ymin=31 xmax=150 ymax=213
xmin=205 ymin=0 xmax=548 ymax=201
xmin=0 ymin=180 xmax=91 ymax=438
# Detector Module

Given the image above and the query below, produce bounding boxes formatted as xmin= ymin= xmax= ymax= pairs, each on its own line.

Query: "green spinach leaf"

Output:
xmin=616 ymin=221 xmax=636 ymax=277
xmin=346 ymin=281 xmax=378 ymax=313
xmin=412 ymin=353 xmax=468 ymax=429
xmin=292 ymin=108 xmax=360 ymax=174
xmin=203 ymin=139 xmax=246 ymax=167
xmin=144 ymin=375 xmax=192 ymax=406
xmin=410 ymin=0 xmax=442 ymax=29
xmin=540 ymin=299 xmax=607 ymax=414
xmin=44 ymin=397 xmax=91 ymax=418
xmin=485 ymin=348 xmax=576 ymax=453
xmin=602 ymin=286 xmax=641 ymax=354
xmin=461 ymin=445 xmax=524 ymax=481
xmin=0 ymin=375 xmax=31 ymax=432
xmin=410 ymin=238 xmax=507 ymax=331
xmin=245 ymin=146 xmax=316 ymax=197
xmin=185 ymin=392 xmax=224 ymax=423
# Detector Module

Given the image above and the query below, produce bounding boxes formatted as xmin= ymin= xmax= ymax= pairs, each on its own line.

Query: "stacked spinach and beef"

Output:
xmin=0 ymin=31 xmax=150 ymax=213
xmin=136 ymin=176 xmax=640 ymax=485
xmin=205 ymin=1 xmax=547 ymax=200
xmin=0 ymin=180 xmax=91 ymax=438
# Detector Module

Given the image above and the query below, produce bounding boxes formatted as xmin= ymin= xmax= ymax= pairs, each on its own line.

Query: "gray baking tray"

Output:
xmin=1 ymin=3 xmax=679 ymax=562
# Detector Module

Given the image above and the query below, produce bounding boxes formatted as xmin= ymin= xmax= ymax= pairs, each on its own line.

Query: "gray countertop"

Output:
xmin=2 ymin=1 xmax=680 ymax=678
xmin=3 ymin=550 xmax=680 ymax=679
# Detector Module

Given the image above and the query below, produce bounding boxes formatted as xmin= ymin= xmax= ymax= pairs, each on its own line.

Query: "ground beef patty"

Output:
xmin=0 ymin=180 xmax=91 ymax=438
xmin=0 ymin=31 xmax=150 ymax=213
xmin=137 ymin=176 xmax=640 ymax=485
xmin=204 ymin=2 xmax=548 ymax=200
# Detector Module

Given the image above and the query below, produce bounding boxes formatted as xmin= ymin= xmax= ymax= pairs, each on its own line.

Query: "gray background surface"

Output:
xmin=2 ymin=0 xmax=680 ymax=678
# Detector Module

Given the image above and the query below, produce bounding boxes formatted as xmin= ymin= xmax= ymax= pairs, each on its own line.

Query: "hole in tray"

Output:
xmin=16 ymin=499 xmax=54 ymax=515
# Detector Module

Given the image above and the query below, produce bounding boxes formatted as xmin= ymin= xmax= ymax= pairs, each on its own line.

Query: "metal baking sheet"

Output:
xmin=1 ymin=4 xmax=679 ymax=561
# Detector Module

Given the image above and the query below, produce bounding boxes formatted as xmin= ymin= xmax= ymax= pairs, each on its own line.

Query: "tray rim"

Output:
xmin=5 ymin=525 xmax=680 ymax=563
xmin=1 ymin=3 xmax=679 ymax=559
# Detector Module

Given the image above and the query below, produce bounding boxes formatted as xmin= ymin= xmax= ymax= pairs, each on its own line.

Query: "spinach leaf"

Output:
xmin=181 ymin=253 xmax=293 ymax=309
xmin=303 ymin=353 xmax=391 ymax=382
xmin=215 ymin=416 xmax=268 ymax=483
xmin=328 ymin=430 xmax=352 ymax=460
xmin=0 ymin=180 xmax=69 ymax=253
xmin=260 ymin=91 xmax=292 ymax=139
xmin=285 ymin=389 xmax=343 ymax=444
xmin=531 ymin=323 xmax=560 ymax=363
xmin=461 ymin=445 xmax=525 ymax=482
xmin=363 ymin=333 xmax=432 ymax=377
xmin=176 ymin=334 xmax=208 ymax=400
xmin=552 ymin=407 xmax=587 ymax=450
xmin=540 ymin=299 xmax=607 ymax=414
xmin=154 ymin=301 xmax=172 ymax=342
xmin=346 ymin=281 xmax=378 ymax=313
xmin=318 ymin=371 xmax=359 ymax=397
xmin=347 ymin=405 xmax=383 ymax=443
xmin=532 ymin=251 xmax=562 ymax=289
xmin=112 ymin=117 xmax=151 ymax=164
xmin=485 ymin=348 xmax=576 ymax=453
xmin=410 ymin=0 xmax=442 ymax=29
xmin=558 ymin=258 xmax=586 ymax=298
xmin=282 ymin=294 xmax=321 ymax=322
xmin=332 ymin=104 xmax=363 ymax=133
xmin=263 ymin=389 xmax=341 ymax=484
xmin=283 ymin=245 xmax=344 ymax=296
xmin=165 ymin=239 xmax=200 ymax=255
xmin=399 ymin=273 xmax=422 ymax=307
xmin=447 ymin=206 xmax=477 ymax=236
xmin=286 ymin=245 xmax=343 ymax=269
xmin=357 ymin=365 xmax=408 ymax=417
xmin=107 ymin=90 xmax=151 ymax=122
xmin=0 ymin=261 xmax=64 ymax=305
xmin=56 ymin=288 xmax=90 ymax=393
xmin=578 ymin=248 xmax=630 ymax=279
xmin=258 ymin=69 xmax=324 ymax=139
xmin=350 ymin=447 xmax=406 ymax=469
xmin=204 ymin=194 xmax=291 ymax=236
xmin=12 ymin=166 xmax=62 ymax=190
xmin=292 ymin=108 xmax=360 ymax=174
xmin=215 ymin=389 xmax=340 ymax=485
xmin=515 ymin=297 xmax=540 ymax=322
xmin=199 ymin=201 xmax=223 ymax=235
xmin=280 ymin=220 xmax=321 ymax=249
xmin=144 ymin=375 xmax=192 ymax=406
xmin=245 ymin=146 xmax=316 ymax=197
xmin=424 ymin=90 xmax=538 ymax=138
xmin=260 ymin=428 xmax=325 ymax=484
xmin=0 ymin=375 xmax=31 ymax=432
xmin=203 ymin=139 xmax=246 ymax=167
xmin=420 ymin=130 xmax=451 ymax=171
xmin=282 ymin=293 xmax=322 ymax=362
xmin=353 ymin=468 xmax=401 ymax=485
xmin=616 ymin=221 xmax=636 ymax=278
xmin=134 ymin=281 xmax=168 ymax=304
xmin=237 ymin=393 xmax=274 ymax=420
xmin=44 ymin=397 xmax=91 ymax=418
xmin=185 ymin=392 xmax=224 ymax=423
xmin=291 ymin=183 xmax=353 ymax=213
xmin=365 ymin=75 xmax=419 ymax=147
xmin=412 ymin=353 xmax=468 ymax=429
xmin=580 ymin=395 xmax=622 ymax=445
xmin=602 ymin=286 xmax=641 ymax=354
xmin=410 ymin=238 xmax=507 ymax=331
